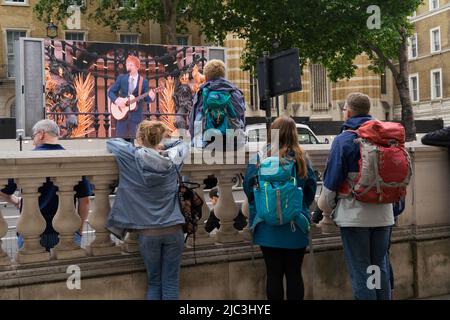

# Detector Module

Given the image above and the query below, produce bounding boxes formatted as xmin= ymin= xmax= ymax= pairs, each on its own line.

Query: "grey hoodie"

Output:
xmin=106 ymin=138 xmax=188 ymax=230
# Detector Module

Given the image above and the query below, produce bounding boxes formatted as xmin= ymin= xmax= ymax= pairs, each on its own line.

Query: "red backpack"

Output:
xmin=338 ymin=120 xmax=412 ymax=203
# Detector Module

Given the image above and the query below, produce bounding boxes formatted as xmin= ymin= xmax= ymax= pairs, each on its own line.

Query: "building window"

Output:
xmin=430 ymin=27 xmax=441 ymax=53
xmin=120 ymin=34 xmax=138 ymax=44
xmin=409 ymin=74 xmax=419 ymax=102
xmin=429 ymin=0 xmax=439 ymax=10
xmin=4 ymin=0 xmax=26 ymax=4
xmin=9 ymin=100 xmax=16 ymax=118
xmin=309 ymin=64 xmax=329 ymax=111
xmin=65 ymin=32 xmax=85 ymax=41
xmin=176 ymin=36 xmax=188 ymax=46
xmin=208 ymin=48 xmax=226 ymax=62
xmin=409 ymin=34 xmax=418 ymax=59
xmin=67 ymin=0 xmax=84 ymax=5
xmin=6 ymin=30 xmax=26 ymax=78
xmin=119 ymin=0 xmax=136 ymax=8
xmin=431 ymin=69 xmax=442 ymax=99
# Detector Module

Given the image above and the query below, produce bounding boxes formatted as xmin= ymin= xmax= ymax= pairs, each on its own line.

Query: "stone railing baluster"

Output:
xmin=214 ymin=172 xmax=243 ymax=243
xmin=51 ymin=177 xmax=87 ymax=260
xmin=15 ymin=177 xmax=50 ymax=263
xmin=86 ymin=176 xmax=121 ymax=256
xmin=0 ymin=179 xmax=11 ymax=268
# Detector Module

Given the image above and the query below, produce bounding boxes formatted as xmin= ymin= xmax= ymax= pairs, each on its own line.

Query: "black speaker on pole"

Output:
xmin=257 ymin=48 xmax=302 ymax=101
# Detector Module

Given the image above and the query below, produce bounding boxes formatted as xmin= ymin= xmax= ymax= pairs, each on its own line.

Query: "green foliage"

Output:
xmin=191 ymin=0 xmax=422 ymax=80
xmin=34 ymin=0 xmax=192 ymax=38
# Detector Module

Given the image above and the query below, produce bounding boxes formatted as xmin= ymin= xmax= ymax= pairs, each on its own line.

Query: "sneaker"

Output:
xmin=421 ymin=126 xmax=450 ymax=147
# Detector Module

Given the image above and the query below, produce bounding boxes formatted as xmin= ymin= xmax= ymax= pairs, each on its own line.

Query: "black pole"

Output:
xmin=16 ymin=129 xmax=24 ymax=151
xmin=276 ymin=96 xmax=280 ymax=117
xmin=263 ymin=51 xmax=272 ymax=152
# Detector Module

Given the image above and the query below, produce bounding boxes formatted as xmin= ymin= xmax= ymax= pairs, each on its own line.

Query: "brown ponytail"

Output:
xmin=270 ymin=116 xmax=308 ymax=179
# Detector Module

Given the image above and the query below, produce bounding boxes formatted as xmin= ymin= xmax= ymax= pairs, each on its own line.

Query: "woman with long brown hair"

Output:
xmin=243 ymin=116 xmax=317 ymax=300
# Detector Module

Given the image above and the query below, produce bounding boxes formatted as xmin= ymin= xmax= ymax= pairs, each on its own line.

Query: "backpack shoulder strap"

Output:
xmin=345 ymin=128 xmax=358 ymax=134
xmin=202 ymin=87 xmax=210 ymax=113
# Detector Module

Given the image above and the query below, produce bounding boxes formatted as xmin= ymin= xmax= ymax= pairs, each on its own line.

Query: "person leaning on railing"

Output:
xmin=105 ymin=120 xmax=189 ymax=300
xmin=0 ymin=119 xmax=92 ymax=251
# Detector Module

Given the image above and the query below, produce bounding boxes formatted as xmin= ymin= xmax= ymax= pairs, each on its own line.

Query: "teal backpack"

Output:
xmin=202 ymin=87 xmax=239 ymax=135
xmin=251 ymin=155 xmax=310 ymax=234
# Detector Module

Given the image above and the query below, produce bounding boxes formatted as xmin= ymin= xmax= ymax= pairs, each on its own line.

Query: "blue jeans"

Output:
xmin=340 ymin=226 xmax=392 ymax=300
xmin=138 ymin=228 xmax=185 ymax=300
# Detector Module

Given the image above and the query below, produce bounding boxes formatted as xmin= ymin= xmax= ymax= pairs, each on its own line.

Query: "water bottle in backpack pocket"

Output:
xmin=251 ymin=156 xmax=310 ymax=234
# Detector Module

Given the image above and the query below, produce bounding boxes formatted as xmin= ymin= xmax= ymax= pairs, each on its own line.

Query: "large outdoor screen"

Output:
xmin=43 ymin=40 xmax=211 ymax=138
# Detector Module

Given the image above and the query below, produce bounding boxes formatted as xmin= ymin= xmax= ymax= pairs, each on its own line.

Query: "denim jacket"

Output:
xmin=106 ymin=138 xmax=188 ymax=230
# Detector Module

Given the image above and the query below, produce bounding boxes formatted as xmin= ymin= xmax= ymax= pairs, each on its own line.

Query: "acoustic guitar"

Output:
xmin=110 ymin=86 xmax=164 ymax=121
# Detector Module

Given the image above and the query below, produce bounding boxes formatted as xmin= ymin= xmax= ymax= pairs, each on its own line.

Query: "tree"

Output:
xmin=190 ymin=0 xmax=421 ymax=141
xmin=34 ymin=0 xmax=192 ymax=45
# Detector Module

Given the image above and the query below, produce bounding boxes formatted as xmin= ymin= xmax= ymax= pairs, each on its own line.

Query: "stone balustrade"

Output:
xmin=0 ymin=142 xmax=449 ymax=299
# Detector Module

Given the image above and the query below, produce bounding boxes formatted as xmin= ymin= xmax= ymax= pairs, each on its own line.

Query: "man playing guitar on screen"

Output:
xmin=108 ymin=55 xmax=156 ymax=141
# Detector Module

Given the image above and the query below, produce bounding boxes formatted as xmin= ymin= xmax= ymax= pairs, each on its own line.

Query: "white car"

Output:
xmin=245 ymin=123 xmax=324 ymax=147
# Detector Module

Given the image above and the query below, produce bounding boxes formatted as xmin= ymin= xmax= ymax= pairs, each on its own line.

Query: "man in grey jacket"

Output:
xmin=318 ymin=93 xmax=394 ymax=300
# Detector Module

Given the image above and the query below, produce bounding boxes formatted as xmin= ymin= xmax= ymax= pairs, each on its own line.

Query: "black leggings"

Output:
xmin=260 ymin=246 xmax=306 ymax=300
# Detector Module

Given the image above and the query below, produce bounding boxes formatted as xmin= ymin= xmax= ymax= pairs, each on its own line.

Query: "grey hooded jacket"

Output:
xmin=106 ymin=138 xmax=188 ymax=230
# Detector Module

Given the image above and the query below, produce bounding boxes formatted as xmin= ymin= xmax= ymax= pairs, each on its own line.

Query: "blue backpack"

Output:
xmin=251 ymin=156 xmax=310 ymax=234
xmin=202 ymin=87 xmax=240 ymax=135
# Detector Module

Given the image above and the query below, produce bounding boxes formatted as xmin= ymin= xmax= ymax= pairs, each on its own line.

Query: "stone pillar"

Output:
xmin=122 ymin=231 xmax=140 ymax=253
xmin=0 ymin=184 xmax=11 ymax=268
xmin=240 ymin=197 xmax=252 ymax=241
xmin=51 ymin=177 xmax=87 ymax=260
xmin=319 ymin=214 xmax=339 ymax=234
xmin=186 ymin=173 xmax=215 ymax=247
xmin=15 ymin=178 xmax=50 ymax=263
xmin=86 ymin=176 xmax=121 ymax=256
xmin=214 ymin=172 xmax=243 ymax=243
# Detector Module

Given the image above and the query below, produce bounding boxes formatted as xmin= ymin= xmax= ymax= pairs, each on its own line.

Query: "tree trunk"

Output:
xmin=162 ymin=0 xmax=178 ymax=44
xmin=368 ymin=32 xmax=417 ymax=142
xmin=396 ymin=30 xmax=416 ymax=142
xmin=396 ymin=77 xmax=416 ymax=142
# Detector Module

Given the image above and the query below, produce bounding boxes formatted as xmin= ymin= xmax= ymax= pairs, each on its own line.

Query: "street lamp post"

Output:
xmin=46 ymin=20 xmax=58 ymax=39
